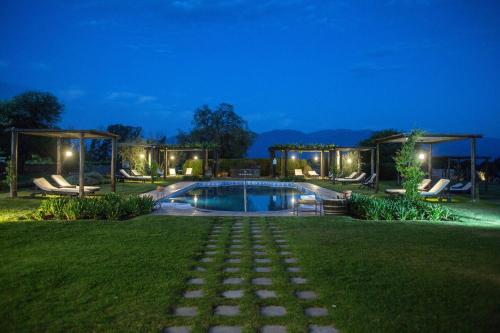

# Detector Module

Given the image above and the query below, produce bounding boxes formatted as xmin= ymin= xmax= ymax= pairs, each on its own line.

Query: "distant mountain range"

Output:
xmin=246 ymin=129 xmax=500 ymax=159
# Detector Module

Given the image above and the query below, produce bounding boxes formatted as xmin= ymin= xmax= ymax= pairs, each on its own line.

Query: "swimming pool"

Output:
xmin=163 ymin=182 xmax=315 ymax=212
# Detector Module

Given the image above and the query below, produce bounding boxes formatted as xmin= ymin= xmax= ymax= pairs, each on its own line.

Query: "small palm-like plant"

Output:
xmin=394 ymin=130 xmax=425 ymax=202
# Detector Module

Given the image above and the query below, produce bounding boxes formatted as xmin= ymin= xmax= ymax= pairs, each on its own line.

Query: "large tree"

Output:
xmin=0 ymin=91 xmax=63 ymax=172
xmin=177 ymin=103 xmax=256 ymax=158
xmin=359 ymin=129 xmax=401 ymax=180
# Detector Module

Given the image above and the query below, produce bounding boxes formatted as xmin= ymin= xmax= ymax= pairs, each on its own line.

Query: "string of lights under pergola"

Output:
xmin=268 ymin=144 xmax=375 ymax=178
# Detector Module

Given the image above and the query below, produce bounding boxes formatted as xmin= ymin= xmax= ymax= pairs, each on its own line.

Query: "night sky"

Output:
xmin=1 ymin=0 xmax=499 ymax=138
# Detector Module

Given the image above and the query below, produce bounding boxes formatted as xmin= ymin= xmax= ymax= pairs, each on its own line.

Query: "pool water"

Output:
xmin=167 ymin=185 xmax=311 ymax=212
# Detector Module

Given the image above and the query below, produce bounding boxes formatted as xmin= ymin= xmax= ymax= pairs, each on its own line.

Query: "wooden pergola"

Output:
xmin=268 ymin=144 xmax=375 ymax=178
xmin=374 ymin=133 xmax=483 ymax=201
xmin=7 ymin=128 xmax=118 ymax=198
xmin=120 ymin=143 xmax=217 ymax=177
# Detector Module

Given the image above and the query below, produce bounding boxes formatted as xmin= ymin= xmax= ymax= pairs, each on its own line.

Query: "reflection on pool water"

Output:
xmin=166 ymin=185 xmax=312 ymax=212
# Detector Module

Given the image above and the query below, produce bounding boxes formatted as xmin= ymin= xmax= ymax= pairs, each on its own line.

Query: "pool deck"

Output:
xmin=143 ymin=180 xmax=341 ymax=216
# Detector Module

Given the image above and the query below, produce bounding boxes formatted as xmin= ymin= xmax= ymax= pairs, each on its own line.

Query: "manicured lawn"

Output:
xmin=1 ymin=215 xmax=500 ymax=332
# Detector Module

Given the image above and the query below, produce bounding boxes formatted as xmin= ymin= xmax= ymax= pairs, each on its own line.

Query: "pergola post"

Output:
xmin=204 ymin=149 xmax=209 ymax=176
xmin=428 ymin=144 xmax=433 ymax=179
xmin=111 ymin=137 xmax=117 ymax=193
xmin=329 ymin=150 xmax=334 ymax=175
xmin=357 ymin=151 xmax=361 ymax=173
xmin=320 ymin=150 xmax=324 ymax=178
xmin=10 ymin=130 xmax=18 ymax=198
xmin=56 ymin=137 xmax=62 ymax=175
xmin=471 ymin=138 xmax=477 ymax=201
xmin=284 ymin=150 xmax=288 ymax=177
xmin=375 ymin=143 xmax=380 ymax=192
xmin=78 ymin=132 xmax=85 ymax=198
xmin=214 ymin=150 xmax=219 ymax=178
xmin=164 ymin=150 xmax=168 ymax=179
xmin=370 ymin=148 xmax=375 ymax=175
xmin=280 ymin=150 xmax=285 ymax=177
xmin=339 ymin=151 xmax=343 ymax=175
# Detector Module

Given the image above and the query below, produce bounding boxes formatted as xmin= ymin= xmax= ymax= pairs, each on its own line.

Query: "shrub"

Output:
xmin=33 ymin=193 xmax=155 ymax=221
xmin=183 ymin=159 xmax=203 ymax=176
xmin=394 ymin=130 xmax=425 ymax=202
xmin=348 ymin=193 xmax=457 ymax=221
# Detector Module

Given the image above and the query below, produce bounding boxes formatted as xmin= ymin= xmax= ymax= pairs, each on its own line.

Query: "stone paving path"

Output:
xmin=164 ymin=217 xmax=338 ymax=333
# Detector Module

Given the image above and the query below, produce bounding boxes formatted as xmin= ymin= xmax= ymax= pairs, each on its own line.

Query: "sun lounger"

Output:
xmin=169 ymin=168 xmax=177 ymax=176
xmin=359 ymin=173 xmax=376 ymax=188
xmin=419 ymin=179 xmax=451 ymax=201
xmin=336 ymin=172 xmax=366 ymax=184
xmin=32 ymin=177 xmax=91 ymax=197
xmin=345 ymin=172 xmax=357 ymax=179
xmin=294 ymin=169 xmax=305 ymax=178
xmin=449 ymin=182 xmax=472 ymax=193
xmin=386 ymin=178 xmax=431 ymax=195
xmin=131 ymin=169 xmax=151 ymax=179
xmin=307 ymin=170 xmax=320 ymax=178
xmin=185 ymin=167 xmax=193 ymax=176
xmin=119 ymin=169 xmax=148 ymax=182
xmin=51 ymin=174 xmax=100 ymax=193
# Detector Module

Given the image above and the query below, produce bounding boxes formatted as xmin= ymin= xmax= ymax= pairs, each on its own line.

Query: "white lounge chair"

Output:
xmin=294 ymin=169 xmax=304 ymax=177
xmin=131 ymin=169 xmax=151 ymax=179
xmin=119 ymin=169 xmax=148 ymax=182
xmin=51 ymin=174 xmax=100 ymax=193
xmin=336 ymin=172 xmax=366 ymax=184
xmin=449 ymin=182 xmax=472 ymax=193
xmin=169 ymin=168 xmax=177 ymax=176
xmin=307 ymin=170 xmax=320 ymax=178
xmin=32 ymin=177 xmax=91 ymax=197
xmin=386 ymin=178 xmax=432 ymax=195
xmin=345 ymin=172 xmax=357 ymax=179
xmin=185 ymin=167 xmax=193 ymax=176
xmin=419 ymin=179 xmax=451 ymax=201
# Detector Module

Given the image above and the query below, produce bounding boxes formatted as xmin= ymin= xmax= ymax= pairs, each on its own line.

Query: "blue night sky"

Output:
xmin=1 ymin=0 xmax=499 ymax=138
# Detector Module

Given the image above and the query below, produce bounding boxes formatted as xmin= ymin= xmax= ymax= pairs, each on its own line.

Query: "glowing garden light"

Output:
xmin=170 ymin=155 xmax=175 ymax=160
xmin=139 ymin=153 xmax=145 ymax=159
xmin=347 ymin=158 xmax=352 ymax=164
xmin=65 ymin=150 xmax=73 ymax=158
xmin=291 ymin=155 xmax=296 ymax=160
xmin=418 ymin=153 xmax=426 ymax=161
xmin=314 ymin=156 xmax=319 ymax=161
xmin=193 ymin=155 xmax=198 ymax=160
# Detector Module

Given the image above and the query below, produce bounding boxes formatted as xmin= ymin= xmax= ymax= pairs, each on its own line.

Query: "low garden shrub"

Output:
xmin=348 ymin=193 xmax=457 ymax=221
xmin=33 ymin=193 xmax=155 ymax=221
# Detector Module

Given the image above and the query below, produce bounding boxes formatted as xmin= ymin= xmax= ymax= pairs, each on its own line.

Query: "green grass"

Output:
xmin=1 ymin=216 xmax=500 ymax=332
xmin=0 ymin=216 xmax=211 ymax=332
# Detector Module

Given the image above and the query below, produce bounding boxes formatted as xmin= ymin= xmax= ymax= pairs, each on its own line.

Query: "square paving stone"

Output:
xmin=223 ymin=278 xmax=244 ymax=285
xmin=222 ymin=290 xmax=244 ymax=299
xmin=232 ymin=239 xmax=242 ymax=243
xmin=205 ymin=251 xmax=217 ymax=255
xmin=261 ymin=306 xmax=286 ymax=317
xmin=183 ymin=290 xmax=203 ymax=298
xmin=188 ymin=278 xmax=204 ymax=285
xmin=295 ymin=291 xmax=317 ymax=300
xmin=254 ymin=251 xmax=267 ymax=256
xmin=275 ymin=239 xmax=287 ymax=243
xmin=215 ymin=305 xmax=240 ymax=316
xmin=261 ymin=325 xmax=287 ymax=333
xmin=223 ymin=267 xmax=240 ymax=273
xmin=254 ymin=266 xmax=271 ymax=273
xmin=291 ymin=277 xmax=307 ymax=284
xmin=229 ymin=250 xmax=242 ymax=255
xmin=230 ymin=245 xmax=242 ymax=249
xmin=163 ymin=327 xmax=191 ymax=333
xmin=253 ymin=245 xmax=265 ymax=249
xmin=226 ymin=258 xmax=241 ymax=264
xmin=252 ymin=278 xmax=272 ymax=285
xmin=253 ymin=235 xmax=262 ymax=238
xmin=173 ymin=307 xmax=197 ymax=317
xmin=308 ymin=325 xmax=338 ymax=333
xmin=201 ymin=257 xmax=214 ymax=263
xmin=206 ymin=244 xmax=217 ymax=248
xmin=284 ymin=258 xmax=298 ymax=264
xmin=280 ymin=251 xmax=292 ymax=255
xmin=255 ymin=290 xmax=277 ymax=299
xmin=287 ymin=267 xmax=301 ymax=272
xmin=278 ymin=244 xmax=289 ymax=248
xmin=305 ymin=307 xmax=328 ymax=317
xmin=255 ymin=258 xmax=271 ymax=264
xmin=208 ymin=326 xmax=242 ymax=333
